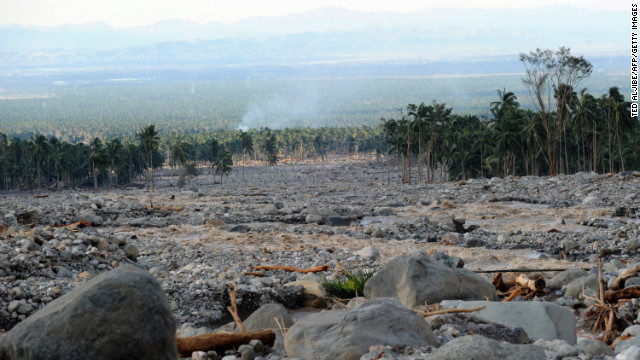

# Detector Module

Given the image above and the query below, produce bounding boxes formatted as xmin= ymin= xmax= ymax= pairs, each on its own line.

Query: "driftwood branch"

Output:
xmin=176 ymin=330 xmax=276 ymax=357
xmin=604 ymin=287 xmax=640 ymax=303
xmin=502 ymin=288 xmax=522 ymax=302
xmin=250 ymin=265 xmax=330 ymax=273
xmin=516 ymin=274 xmax=546 ymax=291
xmin=227 ymin=283 xmax=245 ymax=333
xmin=610 ymin=265 xmax=640 ymax=291
xmin=51 ymin=220 xmax=93 ymax=228
xmin=243 ymin=271 xmax=265 ymax=277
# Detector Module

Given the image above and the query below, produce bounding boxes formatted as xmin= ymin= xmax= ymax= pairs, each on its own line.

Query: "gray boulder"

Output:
xmin=76 ymin=208 xmax=103 ymax=225
xmin=3 ymin=213 xmax=17 ymax=227
xmin=363 ymin=251 xmax=496 ymax=307
xmin=354 ymin=245 xmax=379 ymax=262
xmin=614 ymin=334 xmax=640 ymax=354
xmin=285 ymin=298 xmax=437 ymax=360
xmin=243 ymin=303 xmax=293 ymax=331
xmin=0 ymin=264 xmax=177 ymax=360
xmin=305 ymin=214 xmax=323 ymax=224
xmin=430 ymin=336 xmax=546 ymax=360
xmin=326 ymin=216 xmax=352 ymax=226
xmin=564 ymin=274 xmax=598 ymax=298
xmin=547 ymin=267 xmax=589 ymax=290
xmin=576 ymin=337 xmax=614 ymax=357
xmin=448 ymin=300 xmax=577 ymax=345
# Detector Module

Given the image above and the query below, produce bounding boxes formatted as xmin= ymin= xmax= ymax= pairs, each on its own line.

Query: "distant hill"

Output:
xmin=0 ymin=5 xmax=626 ymax=71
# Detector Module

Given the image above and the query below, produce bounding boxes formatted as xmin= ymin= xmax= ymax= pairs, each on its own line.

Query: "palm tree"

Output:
xmin=408 ymin=103 xmax=429 ymax=184
xmin=88 ymin=137 xmax=105 ymax=191
xmin=262 ymin=130 xmax=278 ymax=166
xmin=207 ymin=138 xmax=220 ymax=175
xmin=381 ymin=118 xmax=397 ymax=184
xmin=105 ymin=138 xmax=125 ymax=188
xmin=31 ymin=134 xmax=50 ymax=195
xmin=608 ymin=87 xmax=630 ymax=172
xmin=490 ymin=89 xmax=520 ymax=119
xmin=0 ymin=133 xmax=10 ymax=190
xmin=215 ymin=148 xmax=233 ymax=184
xmin=573 ymin=89 xmax=596 ymax=172
xmin=170 ymin=141 xmax=192 ymax=189
xmin=239 ymin=131 xmax=254 ymax=181
xmin=51 ymin=139 xmax=73 ymax=188
xmin=137 ymin=125 xmax=160 ymax=191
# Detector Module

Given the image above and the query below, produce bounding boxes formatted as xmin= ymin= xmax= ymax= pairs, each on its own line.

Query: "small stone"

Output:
xmin=238 ymin=344 xmax=255 ymax=360
xmin=7 ymin=300 xmax=20 ymax=313
xmin=248 ymin=340 xmax=264 ymax=354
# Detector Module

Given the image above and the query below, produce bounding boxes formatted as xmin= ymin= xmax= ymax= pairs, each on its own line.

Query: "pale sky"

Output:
xmin=0 ymin=0 xmax=629 ymax=28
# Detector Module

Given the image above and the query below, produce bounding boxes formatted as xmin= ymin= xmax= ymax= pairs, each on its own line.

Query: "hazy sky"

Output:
xmin=1 ymin=0 xmax=628 ymax=28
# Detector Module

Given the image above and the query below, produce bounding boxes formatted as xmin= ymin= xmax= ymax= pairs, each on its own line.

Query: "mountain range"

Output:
xmin=0 ymin=5 xmax=627 ymax=72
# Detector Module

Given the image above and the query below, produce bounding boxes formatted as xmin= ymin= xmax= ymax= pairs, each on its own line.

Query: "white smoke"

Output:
xmin=238 ymin=86 xmax=319 ymax=130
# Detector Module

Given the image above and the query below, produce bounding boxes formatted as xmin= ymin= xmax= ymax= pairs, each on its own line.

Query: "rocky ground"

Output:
xmin=0 ymin=155 xmax=639 ymax=359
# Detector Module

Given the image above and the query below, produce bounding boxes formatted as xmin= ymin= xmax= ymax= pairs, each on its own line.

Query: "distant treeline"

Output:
xmin=1 ymin=48 xmax=638 ymax=190
xmin=0 ymin=71 xmax=628 ymax=142
xmin=0 ymin=84 xmax=637 ymax=191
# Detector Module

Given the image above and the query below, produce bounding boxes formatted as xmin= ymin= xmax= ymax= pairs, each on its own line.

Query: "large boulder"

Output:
xmin=430 ymin=335 xmax=546 ymax=360
xmin=285 ymin=298 xmax=437 ymax=360
xmin=564 ymin=274 xmax=598 ymax=299
xmin=0 ymin=264 xmax=177 ymax=360
xmin=547 ymin=267 xmax=589 ymax=290
xmin=363 ymin=251 xmax=497 ymax=307
xmin=447 ymin=300 xmax=577 ymax=345
xmin=76 ymin=208 xmax=104 ymax=225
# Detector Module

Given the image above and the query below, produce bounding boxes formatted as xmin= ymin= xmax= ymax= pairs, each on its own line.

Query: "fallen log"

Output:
xmin=610 ymin=265 xmax=640 ymax=291
xmin=250 ymin=264 xmax=330 ymax=273
xmin=604 ymin=286 xmax=640 ymax=304
xmin=176 ymin=330 xmax=276 ymax=357
xmin=51 ymin=220 xmax=93 ymax=228
xmin=34 ymin=194 xmax=49 ymax=198
xmin=516 ymin=274 xmax=546 ymax=292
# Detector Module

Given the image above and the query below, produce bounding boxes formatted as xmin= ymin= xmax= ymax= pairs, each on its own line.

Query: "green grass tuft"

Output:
xmin=322 ymin=267 xmax=376 ymax=299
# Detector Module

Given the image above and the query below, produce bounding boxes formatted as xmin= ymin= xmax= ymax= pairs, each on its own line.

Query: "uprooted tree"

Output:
xmin=520 ymin=47 xmax=593 ymax=176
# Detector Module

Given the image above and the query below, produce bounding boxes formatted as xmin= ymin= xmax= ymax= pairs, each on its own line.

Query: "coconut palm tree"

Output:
xmin=215 ymin=148 xmax=233 ymax=184
xmin=137 ymin=125 xmax=160 ymax=191
xmin=573 ymin=89 xmax=597 ymax=171
xmin=170 ymin=141 xmax=192 ymax=189
xmin=381 ymin=118 xmax=397 ymax=184
xmin=88 ymin=137 xmax=105 ymax=191
xmin=262 ymin=130 xmax=278 ymax=166
xmin=239 ymin=131 xmax=254 ymax=181
xmin=31 ymin=134 xmax=50 ymax=194
xmin=105 ymin=138 xmax=125 ymax=188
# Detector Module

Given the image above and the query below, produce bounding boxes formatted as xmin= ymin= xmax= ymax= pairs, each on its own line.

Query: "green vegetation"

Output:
xmin=322 ymin=268 xmax=377 ymax=299
xmin=0 ymin=72 xmax=628 ymax=143
xmin=0 ymin=83 xmax=637 ymax=192
xmin=0 ymin=48 xmax=637 ymax=191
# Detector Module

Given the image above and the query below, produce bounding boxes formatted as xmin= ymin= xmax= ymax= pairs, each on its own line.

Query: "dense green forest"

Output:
xmin=0 ymin=48 xmax=637 ymax=190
